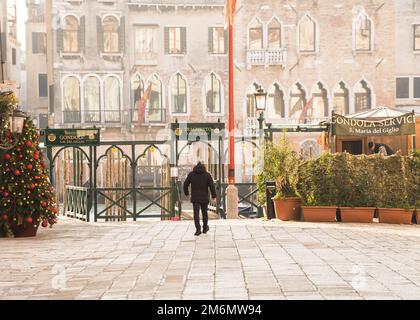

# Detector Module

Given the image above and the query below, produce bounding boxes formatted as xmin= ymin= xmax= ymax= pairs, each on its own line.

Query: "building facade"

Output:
xmin=26 ymin=0 xmax=419 ymax=159
xmin=51 ymin=0 xmax=227 ymax=143
xmin=0 ymin=0 xmax=23 ymax=97
xmin=25 ymin=0 xmax=49 ymax=128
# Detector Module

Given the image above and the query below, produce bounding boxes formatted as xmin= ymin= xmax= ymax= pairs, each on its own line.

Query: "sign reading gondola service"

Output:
xmin=44 ymin=128 xmax=100 ymax=146
xmin=332 ymin=113 xmax=416 ymax=136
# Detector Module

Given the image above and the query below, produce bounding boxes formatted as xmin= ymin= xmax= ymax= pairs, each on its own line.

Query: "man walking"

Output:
xmin=183 ymin=162 xmax=217 ymax=236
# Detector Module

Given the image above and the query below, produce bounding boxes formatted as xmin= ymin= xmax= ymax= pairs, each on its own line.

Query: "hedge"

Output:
xmin=297 ymin=152 xmax=420 ymax=209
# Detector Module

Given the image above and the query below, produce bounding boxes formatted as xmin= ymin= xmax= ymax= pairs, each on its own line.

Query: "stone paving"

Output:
xmin=1 ymin=217 xmax=420 ymax=300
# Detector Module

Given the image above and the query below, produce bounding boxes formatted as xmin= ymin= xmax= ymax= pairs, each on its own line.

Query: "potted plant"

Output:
xmin=297 ymin=153 xmax=337 ymax=222
xmin=339 ymin=154 xmax=376 ymax=223
xmin=377 ymin=155 xmax=413 ymax=225
xmin=270 ymin=135 xmax=301 ymax=221
xmin=405 ymin=151 xmax=420 ymax=224
xmin=0 ymin=93 xmax=58 ymax=237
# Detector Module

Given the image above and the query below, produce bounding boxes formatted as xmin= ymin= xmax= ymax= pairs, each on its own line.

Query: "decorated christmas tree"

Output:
xmin=0 ymin=92 xmax=58 ymax=237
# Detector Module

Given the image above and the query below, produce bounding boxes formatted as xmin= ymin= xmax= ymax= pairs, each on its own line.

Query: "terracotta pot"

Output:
xmin=339 ymin=207 xmax=375 ymax=223
xmin=378 ymin=208 xmax=414 ymax=225
xmin=302 ymin=206 xmax=337 ymax=222
xmin=11 ymin=221 xmax=39 ymax=237
xmin=273 ymin=197 xmax=301 ymax=221
xmin=416 ymin=210 xmax=419 ymax=225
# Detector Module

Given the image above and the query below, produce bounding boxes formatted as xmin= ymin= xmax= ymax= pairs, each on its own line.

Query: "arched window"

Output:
xmin=170 ymin=73 xmax=187 ymax=114
xmin=311 ymin=82 xmax=329 ymax=121
xmin=301 ymin=139 xmax=321 ymax=159
xmin=333 ymin=82 xmax=349 ymax=115
xmin=267 ymin=83 xmax=285 ymax=118
xmin=131 ymin=74 xmax=144 ymax=122
xmin=63 ymin=76 xmax=81 ymax=123
xmin=298 ymin=14 xmax=316 ymax=52
xmin=149 ymin=74 xmax=164 ymax=122
xmin=246 ymin=83 xmax=263 ymax=118
xmin=248 ymin=18 xmax=263 ymax=50
xmin=103 ymin=16 xmax=119 ymax=53
xmin=268 ymin=18 xmax=282 ymax=49
xmin=205 ymin=73 xmax=222 ymax=114
xmin=354 ymin=80 xmax=372 ymax=112
xmin=354 ymin=13 xmax=373 ymax=51
xmin=289 ymin=83 xmax=306 ymax=121
xmin=63 ymin=15 xmax=79 ymax=53
xmin=84 ymin=76 xmax=101 ymax=123
xmin=103 ymin=76 xmax=121 ymax=122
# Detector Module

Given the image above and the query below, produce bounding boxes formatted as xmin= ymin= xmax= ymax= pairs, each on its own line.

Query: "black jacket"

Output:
xmin=183 ymin=163 xmax=217 ymax=203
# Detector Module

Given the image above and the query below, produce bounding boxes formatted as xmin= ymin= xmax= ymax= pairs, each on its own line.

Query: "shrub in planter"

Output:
xmin=297 ymin=154 xmax=337 ymax=222
xmin=258 ymin=135 xmax=302 ymax=221
xmin=376 ymin=155 xmax=413 ymax=225
xmin=406 ymin=151 xmax=420 ymax=224
xmin=338 ymin=154 xmax=376 ymax=223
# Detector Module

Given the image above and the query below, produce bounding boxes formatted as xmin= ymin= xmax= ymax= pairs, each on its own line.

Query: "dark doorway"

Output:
xmin=342 ymin=140 xmax=363 ymax=155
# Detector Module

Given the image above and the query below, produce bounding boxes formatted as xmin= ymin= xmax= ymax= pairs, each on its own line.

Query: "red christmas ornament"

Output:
xmin=34 ymin=176 xmax=40 ymax=180
xmin=25 ymin=141 xmax=32 ymax=147
xmin=1 ymin=214 xmax=8 ymax=221
xmin=14 ymin=170 xmax=21 ymax=176
xmin=42 ymin=162 xmax=47 ymax=168
xmin=3 ymin=191 xmax=9 ymax=197
xmin=4 ymin=154 xmax=11 ymax=160
xmin=4 ymin=132 xmax=11 ymax=138
xmin=52 ymin=207 xmax=58 ymax=214
xmin=17 ymin=147 xmax=22 ymax=152
xmin=40 ymin=201 xmax=47 ymax=208
xmin=30 ymin=184 xmax=35 ymax=189
xmin=26 ymin=164 xmax=33 ymax=170
xmin=42 ymin=220 xmax=48 ymax=228
xmin=34 ymin=154 xmax=39 ymax=160
xmin=5 ymin=168 xmax=10 ymax=173
xmin=18 ymin=154 xmax=23 ymax=159
xmin=24 ymin=217 xmax=33 ymax=224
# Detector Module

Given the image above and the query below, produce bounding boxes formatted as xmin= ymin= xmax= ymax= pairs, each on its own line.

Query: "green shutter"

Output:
xmin=208 ymin=27 xmax=213 ymax=54
xmin=1 ymin=32 xmax=7 ymax=61
xmin=164 ymin=27 xmax=169 ymax=54
xmin=32 ymin=33 xmax=38 ymax=54
xmin=181 ymin=27 xmax=187 ymax=54
xmin=97 ymin=16 xmax=103 ymax=53
xmin=79 ymin=16 xmax=85 ymax=52
xmin=38 ymin=74 xmax=48 ymax=97
xmin=119 ymin=17 xmax=125 ymax=53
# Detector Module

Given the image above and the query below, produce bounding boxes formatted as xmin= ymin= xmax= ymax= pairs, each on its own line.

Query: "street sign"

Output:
xmin=44 ymin=128 xmax=100 ymax=147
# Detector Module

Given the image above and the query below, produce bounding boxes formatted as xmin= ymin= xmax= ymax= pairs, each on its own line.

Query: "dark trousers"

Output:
xmin=193 ymin=202 xmax=208 ymax=231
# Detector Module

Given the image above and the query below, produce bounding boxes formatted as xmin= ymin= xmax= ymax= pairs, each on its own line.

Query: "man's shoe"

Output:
xmin=203 ymin=226 xmax=209 ymax=234
xmin=194 ymin=230 xmax=202 ymax=236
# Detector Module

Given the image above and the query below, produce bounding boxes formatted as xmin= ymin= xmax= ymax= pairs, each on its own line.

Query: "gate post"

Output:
xmin=131 ymin=143 xmax=137 ymax=222
xmin=93 ymin=146 xmax=98 ymax=222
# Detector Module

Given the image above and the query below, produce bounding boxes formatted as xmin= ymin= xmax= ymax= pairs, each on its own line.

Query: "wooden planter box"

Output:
xmin=378 ymin=208 xmax=414 ymax=225
xmin=302 ymin=206 xmax=337 ymax=222
xmin=273 ymin=197 xmax=301 ymax=221
xmin=339 ymin=207 xmax=375 ymax=223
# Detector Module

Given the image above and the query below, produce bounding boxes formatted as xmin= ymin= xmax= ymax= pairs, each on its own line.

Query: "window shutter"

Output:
xmin=79 ymin=16 xmax=85 ymax=52
xmin=164 ymin=27 xmax=169 ymax=54
xmin=1 ymin=32 xmax=7 ymax=61
xmin=32 ymin=33 xmax=38 ymax=54
xmin=119 ymin=17 xmax=125 ymax=53
xmin=97 ymin=16 xmax=104 ymax=53
xmin=224 ymin=29 xmax=228 ymax=54
xmin=38 ymin=74 xmax=48 ymax=97
xmin=181 ymin=27 xmax=187 ymax=54
xmin=56 ymin=18 xmax=63 ymax=53
xmin=208 ymin=27 xmax=213 ymax=54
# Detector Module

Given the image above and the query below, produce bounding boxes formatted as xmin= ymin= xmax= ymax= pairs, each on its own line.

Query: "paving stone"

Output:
xmin=1 ymin=217 xmax=420 ymax=300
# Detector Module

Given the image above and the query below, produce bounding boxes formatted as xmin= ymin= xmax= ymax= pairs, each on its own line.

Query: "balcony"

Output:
xmin=246 ymin=49 xmax=287 ymax=68
xmin=131 ymin=108 xmax=166 ymax=124
xmin=128 ymin=0 xmax=225 ymax=7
